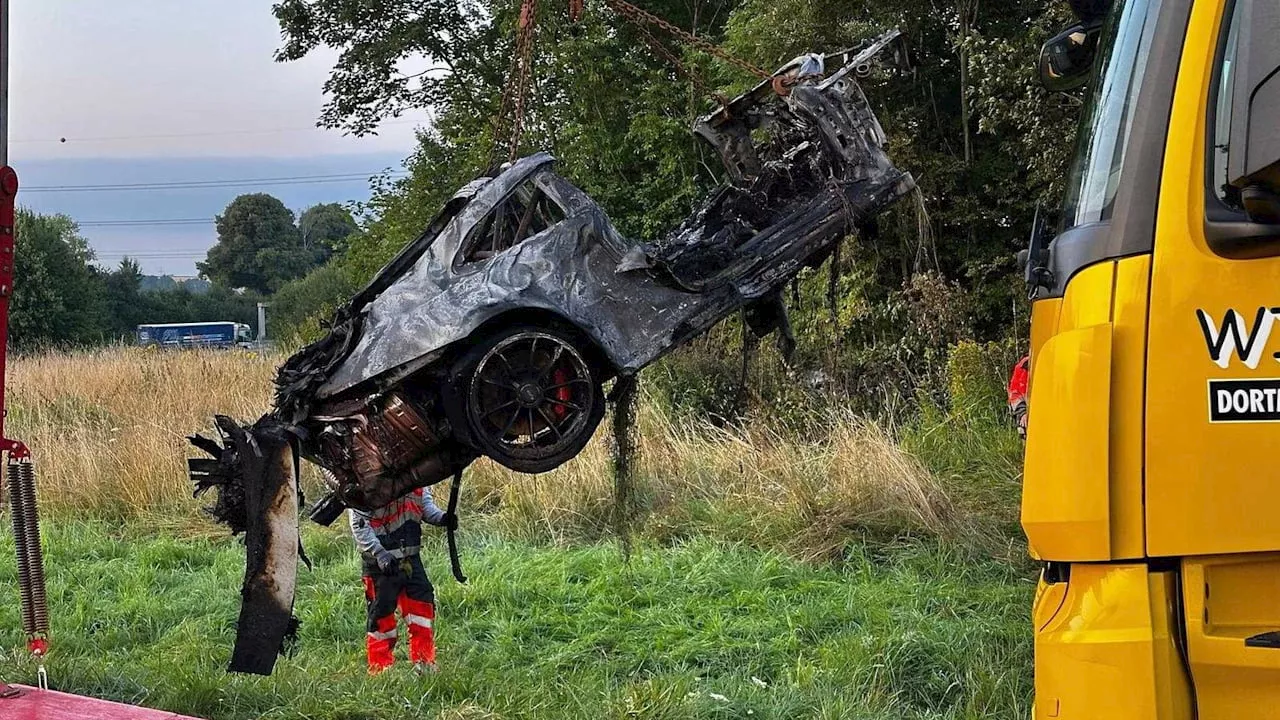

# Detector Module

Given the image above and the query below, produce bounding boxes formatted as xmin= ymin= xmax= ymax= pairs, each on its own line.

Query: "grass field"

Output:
xmin=0 ymin=348 xmax=1033 ymax=719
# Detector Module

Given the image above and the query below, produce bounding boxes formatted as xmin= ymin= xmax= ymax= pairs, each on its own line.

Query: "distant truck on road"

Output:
xmin=136 ymin=322 xmax=252 ymax=350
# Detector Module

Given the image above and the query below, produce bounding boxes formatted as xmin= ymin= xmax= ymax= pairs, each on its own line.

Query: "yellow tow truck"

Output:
xmin=1024 ymin=0 xmax=1280 ymax=716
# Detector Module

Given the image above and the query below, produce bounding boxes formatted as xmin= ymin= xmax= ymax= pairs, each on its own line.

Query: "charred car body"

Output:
xmin=190 ymin=33 xmax=914 ymax=674
xmin=280 ymin=34 xmax=914 ymax=514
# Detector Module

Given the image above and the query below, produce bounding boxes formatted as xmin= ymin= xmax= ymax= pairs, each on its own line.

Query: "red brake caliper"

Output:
xmin=552 ymin=368 xmax=571 ymax=419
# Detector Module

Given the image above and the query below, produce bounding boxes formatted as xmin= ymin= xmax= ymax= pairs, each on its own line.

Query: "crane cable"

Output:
xmin=491 ymin=0 xmax=772 ymax=163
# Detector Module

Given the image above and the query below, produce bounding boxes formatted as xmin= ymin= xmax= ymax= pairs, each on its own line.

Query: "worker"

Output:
xmin=1007 ymin=355 xmax=1030 ymax=438
xmin=349 ymin=487 xmax=456 ymax=674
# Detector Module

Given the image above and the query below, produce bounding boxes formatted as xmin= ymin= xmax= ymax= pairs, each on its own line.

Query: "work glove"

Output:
xmin=375 ymin=549 xmax=397 ymax=573
xmin=428 ymin=512 xmax=458 ymax=531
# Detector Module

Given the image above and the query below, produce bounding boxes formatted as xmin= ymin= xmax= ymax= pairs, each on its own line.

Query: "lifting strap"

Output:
xmin=446 ymin=469 xmax=467 ymax=583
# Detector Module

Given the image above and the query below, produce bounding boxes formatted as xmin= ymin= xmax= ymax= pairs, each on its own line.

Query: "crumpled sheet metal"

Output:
xmin=316 ymin=152 xmax=706 ymax=398
xmin=189 ymin=417 xmax=301 ymax=676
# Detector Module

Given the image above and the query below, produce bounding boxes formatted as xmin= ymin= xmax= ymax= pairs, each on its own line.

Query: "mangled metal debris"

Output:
xmin=189 ymin=417 xmax=303 ymax=675
xmin=189 ymin=33 xmax=914 ymax=674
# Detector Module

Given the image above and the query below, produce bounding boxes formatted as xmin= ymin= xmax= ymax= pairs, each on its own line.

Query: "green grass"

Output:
xmin=0 ymin=520 xmax=1033 ymax=720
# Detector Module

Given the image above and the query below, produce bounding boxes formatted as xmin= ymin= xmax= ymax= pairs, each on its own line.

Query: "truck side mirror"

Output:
xmin=1227 ymin=0 xmax=1280 ymax=224
xmin=1038 ymin=23 xmax=1101 ymax=92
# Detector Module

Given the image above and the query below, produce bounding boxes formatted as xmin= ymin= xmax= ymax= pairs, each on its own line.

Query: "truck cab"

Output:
xmin=1024 ymin=0 xmax=1280 ymax=717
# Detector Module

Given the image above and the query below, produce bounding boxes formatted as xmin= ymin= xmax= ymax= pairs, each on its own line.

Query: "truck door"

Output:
xmin=1144 ymin=0 xmax=1280 ymax=715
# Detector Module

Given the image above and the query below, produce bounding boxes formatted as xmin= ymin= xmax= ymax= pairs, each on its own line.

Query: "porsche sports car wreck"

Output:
xmin=189 ymin=33 xmax=914 ymax=674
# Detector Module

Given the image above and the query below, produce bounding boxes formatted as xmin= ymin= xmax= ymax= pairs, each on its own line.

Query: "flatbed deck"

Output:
xmin=0 ymin=684 xmax=202 ymax=719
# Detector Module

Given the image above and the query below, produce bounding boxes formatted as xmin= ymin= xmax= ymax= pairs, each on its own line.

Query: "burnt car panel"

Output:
xmin=316 ymin=154 xmax=689 ymax=399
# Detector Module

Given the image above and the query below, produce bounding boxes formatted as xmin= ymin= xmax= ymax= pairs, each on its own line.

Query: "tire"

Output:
xmin=458 ymin=324 xmax=605 ymax=473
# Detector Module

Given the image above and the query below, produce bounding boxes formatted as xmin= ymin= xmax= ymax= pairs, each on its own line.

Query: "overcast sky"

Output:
xmin=10 ymin=0 xmax=428 ymax=160
xmin=6 ymin=1 xmax=431 ymax=275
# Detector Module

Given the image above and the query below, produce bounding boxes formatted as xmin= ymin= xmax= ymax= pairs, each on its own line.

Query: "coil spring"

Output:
xmin=7 ymin=459 xmax=34 ymax=634
xmin=8 ymin=459 xmax=47 ymax=635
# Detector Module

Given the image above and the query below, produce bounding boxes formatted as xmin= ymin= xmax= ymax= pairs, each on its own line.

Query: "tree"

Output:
xmin=269 ymin=261 xmax=361 ymax=342
xmin=299 ymin=203 xmax=359 ymax=257
xmin=273 ymin=0 xmax=491 ymax=135
xmin=199 ymin=193 xmax=321 ymax=293
xmin=103 ymin=258 xmax=146 ymax=338
xmin=10 ymin=209 xmax=109 ymax=349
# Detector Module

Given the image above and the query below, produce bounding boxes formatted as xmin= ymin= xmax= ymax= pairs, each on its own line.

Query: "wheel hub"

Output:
xmin=516 ymin=382 xmax=542 ymax=407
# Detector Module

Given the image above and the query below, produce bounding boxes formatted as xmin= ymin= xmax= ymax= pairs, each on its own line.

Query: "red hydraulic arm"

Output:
xmin=0 ymin=0 xmax=48 ymax=667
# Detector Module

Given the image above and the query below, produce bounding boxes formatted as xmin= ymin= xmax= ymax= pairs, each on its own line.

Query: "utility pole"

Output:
xmin=254 ymin=301 xmax=267 ymax=343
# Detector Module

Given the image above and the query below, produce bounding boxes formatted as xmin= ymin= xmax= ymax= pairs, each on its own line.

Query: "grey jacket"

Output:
xmin=348 ymin=488 xmax=446 ymax=565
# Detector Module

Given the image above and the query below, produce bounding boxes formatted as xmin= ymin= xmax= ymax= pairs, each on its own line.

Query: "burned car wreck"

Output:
xmin=189 ymin=34 xmax=914 ymax=674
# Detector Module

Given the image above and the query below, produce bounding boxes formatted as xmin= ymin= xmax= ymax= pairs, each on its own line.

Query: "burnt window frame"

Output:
xmin=455 ymin=171 xmax=569 ymax=268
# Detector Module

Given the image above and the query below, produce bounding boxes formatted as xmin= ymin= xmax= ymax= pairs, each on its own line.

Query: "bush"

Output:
xmin=945 ymin=338 xmax=1019 ymax=423
xmin=268 ymin=262 xmax=361 ymax=345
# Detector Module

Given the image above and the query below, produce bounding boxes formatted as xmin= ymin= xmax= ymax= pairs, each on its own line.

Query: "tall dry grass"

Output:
xmin=467 ymin=405 xmax=957 ymax=557
xmin=8 ymin=347 xmax=959 ymax=552
xmin=8 ymin=346 xmax=278 ymax=515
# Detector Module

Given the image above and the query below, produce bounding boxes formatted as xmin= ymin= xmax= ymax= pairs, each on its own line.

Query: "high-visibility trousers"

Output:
xmin=362 ymin=554 xmax=436 ymax=671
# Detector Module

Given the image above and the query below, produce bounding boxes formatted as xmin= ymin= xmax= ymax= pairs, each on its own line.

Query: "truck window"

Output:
xmin=460 ymin=173 xmax=567 ymax=265
xmin=1061 ymin=0 xmax=1164 ymax=229
xmin=1210 ymin=0 xmax=1245 ymax=211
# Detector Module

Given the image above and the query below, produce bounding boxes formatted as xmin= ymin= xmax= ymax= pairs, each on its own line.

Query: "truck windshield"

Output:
xmin=1061 ymin=0 xmax=1163 ymax=229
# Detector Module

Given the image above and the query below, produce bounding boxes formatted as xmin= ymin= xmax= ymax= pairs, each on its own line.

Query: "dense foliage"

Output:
xmin=201 ymin=194 xmax=336 ymax=294
xmin=268 ymin=0 xmax=1079 ymax=418
xmin=299 ymin=202 xmax=359 ymax=256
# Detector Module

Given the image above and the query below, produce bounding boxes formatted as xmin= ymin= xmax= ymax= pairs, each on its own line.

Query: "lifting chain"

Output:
xmin=492 ymin=0 xmax=541 ymax=165
xmin=601 ymin=0 xmax=771 ymax=81
xmin=627 ymin=15 xmax=720 ymax=101
xmin=8 ymin=452 xmax=49 ymax=663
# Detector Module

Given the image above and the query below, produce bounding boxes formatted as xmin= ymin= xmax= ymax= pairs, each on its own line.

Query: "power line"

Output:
xmin=79 ymin=218 xmax=212 ymax=227
xmin=12 ymin=119 xmax=424 ymax=145
xmin=23 ymin=171 xmax=406 ymax=193
xmin=95 ymin=256 xmax=208 ymax=260
xmin=93 ymin=249 xmax=211 ymax=255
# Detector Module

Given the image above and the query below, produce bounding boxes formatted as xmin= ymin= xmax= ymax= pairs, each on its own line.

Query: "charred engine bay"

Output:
xmin=186 ymin=35 xmax=914 ymax=675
